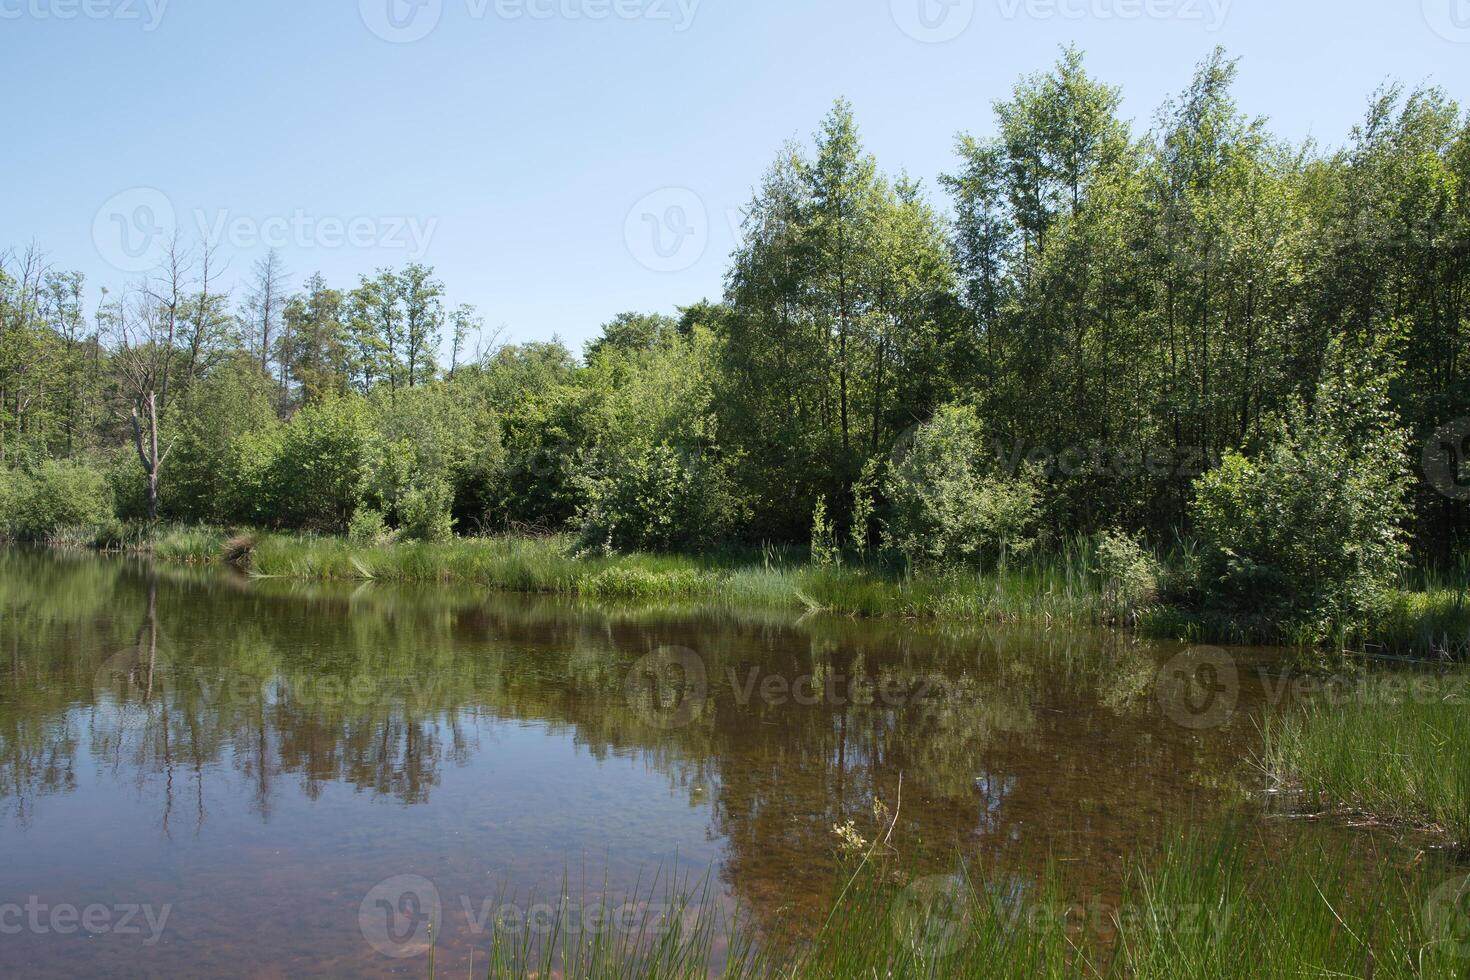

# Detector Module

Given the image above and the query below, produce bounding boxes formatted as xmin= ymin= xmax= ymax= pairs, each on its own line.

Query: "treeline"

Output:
xmin=0 ymin=49 xmax=1466 ymax=589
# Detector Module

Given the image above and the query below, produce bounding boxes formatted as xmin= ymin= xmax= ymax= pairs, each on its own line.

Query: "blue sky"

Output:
xmin=3 ymin=0 xmax=1468 ymax=352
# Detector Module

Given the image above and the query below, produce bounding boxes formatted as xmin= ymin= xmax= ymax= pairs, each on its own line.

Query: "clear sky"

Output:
xmin=3 ymin=0 xmax=1468 ymax=352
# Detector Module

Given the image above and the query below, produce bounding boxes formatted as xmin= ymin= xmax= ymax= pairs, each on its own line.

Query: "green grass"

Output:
xmin=432 ymin=829 xmax=1466 ymax=978
xmin=1264 ymin=672 xmax=1470 ymax=845
xmin=97 ymin=526 xmax=1466 ymax=656
xmin=152 ymin=528 xmax=1121 ymax=624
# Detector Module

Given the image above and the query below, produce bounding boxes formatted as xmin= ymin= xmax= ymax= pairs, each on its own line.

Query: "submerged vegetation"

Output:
xmin=444 ymin=828 xmax=1466 ymax=979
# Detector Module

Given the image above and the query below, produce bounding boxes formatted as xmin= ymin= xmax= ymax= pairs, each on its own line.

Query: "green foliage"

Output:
xmin=346 ymin=506 xmax=388 ymax=545
xmin=397 ymin=477 xmax=454 ymax=542
xmin=0 ymin=52 xmax=1467 ymax=656
xmin=1094 ymin=528 xmax=1160 ymax=625
xmin=883 ymin=404 xmax=1042 ymax=568
xmin=165 ymin=355 xmax=278 ymax=523
xmin=0 ymin=460 xmax=113 ymax=541
xmin=809 ymin=495 xmax=839 ymax=567
xmin=262 ymin=397 xmax=377 ymax=532
xmin=578 ymin=443 xmax=747 ymax=553
xmin=363 ymin=381 xmax=503 ymax=532
xmin=1191 ymin=338 xmax=1413 ymax=641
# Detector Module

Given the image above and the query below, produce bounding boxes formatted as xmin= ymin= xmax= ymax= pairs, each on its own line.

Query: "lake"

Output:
xmin=0 ymin=550 xmax=1401 ymax=977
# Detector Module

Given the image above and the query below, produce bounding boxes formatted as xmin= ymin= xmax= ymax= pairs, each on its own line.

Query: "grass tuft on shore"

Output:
xmin=111 ymin=525 xmax=1470 ymax=656
xmin=1264 ymin=672 xmax=1470 ymax=845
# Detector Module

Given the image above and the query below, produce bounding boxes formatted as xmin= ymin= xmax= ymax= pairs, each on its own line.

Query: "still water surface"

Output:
xmin=0 ymin=550 xmax=1359 ymax=976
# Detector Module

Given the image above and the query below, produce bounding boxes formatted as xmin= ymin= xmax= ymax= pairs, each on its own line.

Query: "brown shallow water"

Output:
xmin=0 ymin=550 xmax=1420 ymax=977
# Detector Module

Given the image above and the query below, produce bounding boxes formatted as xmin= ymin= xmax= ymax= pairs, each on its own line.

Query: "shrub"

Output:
xmin=398 ymin=478 xmax=455 ymax=543
xmin=0 ymin=460 xmax=113 ymax=541
xmin=1191 ymin=337 xmax=1412 ymax=642
xmin=882 ymin=403 xmax=1043 ymax=568
xmin=1095 ymin=528 xmax=1160 ymax=625
xmin=810 ymin=495 xmax=839 ymax=568
xmin=347 ymin=507 xmax=389 ymax=545
xmin=578 ymin=443 xmax=748 ymax=553
xmin=164 ymin=356 xmax=279 ymax=523
xmin=265 ymin=397 xmax=377 ymax=532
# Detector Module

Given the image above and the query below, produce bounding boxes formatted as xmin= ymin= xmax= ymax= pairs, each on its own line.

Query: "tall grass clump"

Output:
xmin=1113 ymin=829 xmax=1461 ymax=978
xmin=1264 ymin=672 xmax=1470 ymax=844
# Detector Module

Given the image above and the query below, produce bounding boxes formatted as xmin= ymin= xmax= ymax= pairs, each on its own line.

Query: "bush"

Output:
xmin=1095 ymin=528 xmax=1160 ymax=625
xmin=398 ymin=478 xmax=455 ymax=543
xmin=883 ymin=403 xmax=1043 ymax=568
xmin=1191 ymin=338 xmax=1412 ymax=642
xmin=0 ymin=460 xmax=113 ymax=541
xmin=365 ymin=383 xmax=504 ymax=532
xmin=347 ymin=507 xmax=389 ymax=545
xmin=578 ymin=443 xmax=748 ymax=553
xmin=164 ymin=356 xmax=279 ymax=523
xmin=264 ymin=397 xmax=377 ymax=532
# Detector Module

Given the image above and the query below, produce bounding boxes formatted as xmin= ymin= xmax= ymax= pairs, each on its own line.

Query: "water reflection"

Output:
xmin=0 ymin=550 xmax=1276 ymax=977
